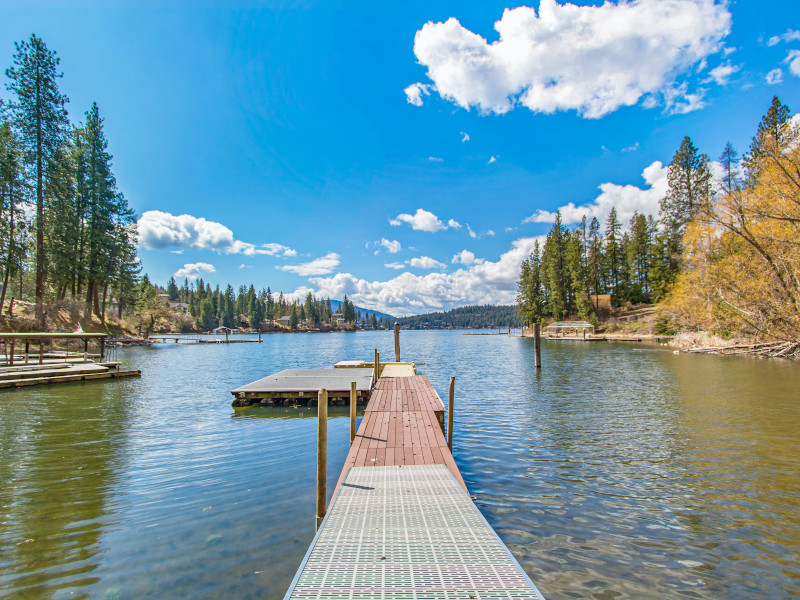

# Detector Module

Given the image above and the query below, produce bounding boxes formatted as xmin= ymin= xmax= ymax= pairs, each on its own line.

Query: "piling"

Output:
xmin=394 ymin=323 xmax=400 ymax=362
xmin=374 ymin=349 xmax=380 ymax=380
xmin=316 ymin=388 xmax=328 ymax=530
xmin=533 ymin=322 xmax=542 ymax=369
xmin=447 ymin=376 xmax=455 ymax=451
xmin=350 ymin=381 xmax=357 ymax=443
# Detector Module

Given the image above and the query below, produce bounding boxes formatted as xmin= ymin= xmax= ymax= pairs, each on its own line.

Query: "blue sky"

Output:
xmin=2 ymin=0 xmax=799 ymax=315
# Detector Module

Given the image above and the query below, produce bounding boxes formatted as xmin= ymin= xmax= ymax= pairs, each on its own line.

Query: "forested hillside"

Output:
xmin=396 ymin=304 xmax=522 ymax=329
xmin=516 ymin=96 xmax=799 ymax=342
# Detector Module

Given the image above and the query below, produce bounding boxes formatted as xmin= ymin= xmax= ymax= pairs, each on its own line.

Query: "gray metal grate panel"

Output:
xmin=286 ymin=464 xmax=545 ymax=600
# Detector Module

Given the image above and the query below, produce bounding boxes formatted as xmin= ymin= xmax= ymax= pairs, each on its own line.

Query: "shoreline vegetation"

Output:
xmin=516 ymin=96 xmax=800 ymax=359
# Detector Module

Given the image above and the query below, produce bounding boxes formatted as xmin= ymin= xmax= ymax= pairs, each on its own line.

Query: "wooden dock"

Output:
xmin=284 ymin=372 xmax=545 ymax=599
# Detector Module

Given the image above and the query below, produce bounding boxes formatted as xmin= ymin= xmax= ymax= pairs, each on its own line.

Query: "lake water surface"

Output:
xmin=1 ymin=331 xmax=799 ymax=599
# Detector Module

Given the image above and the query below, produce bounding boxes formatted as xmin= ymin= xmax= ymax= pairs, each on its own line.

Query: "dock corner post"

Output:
xmin=533 ymin=322 xmax=542 ymax=369
xmin=316 ymin=388 xmax=328 ymax=530
xmin=100 ymin=337 xmax=105 ymax=361
xmin=350 ymin=381 xmax=357 ymax=443
xmin=39 ymin=340 xmax=43 ymax=365
xmin=394 ymin=322 xmax=400 ymax=362
xmin=9 ymin=340 xmax=14 ymax=366
xmin=447 ymin=376 xmax=455 ymax=451
xmin=374 ymin=348 xmax=380 ymax=380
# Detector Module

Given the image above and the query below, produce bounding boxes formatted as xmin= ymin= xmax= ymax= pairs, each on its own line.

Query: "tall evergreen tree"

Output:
xmin=0 ymin=121 xmax=26 ymax=313
xmin=5 ymin=34 xmax=69 ymax=327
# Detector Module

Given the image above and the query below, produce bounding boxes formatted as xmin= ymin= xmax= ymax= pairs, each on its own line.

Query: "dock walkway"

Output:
xmin=285 ymin=374 xmax=544 ymax=599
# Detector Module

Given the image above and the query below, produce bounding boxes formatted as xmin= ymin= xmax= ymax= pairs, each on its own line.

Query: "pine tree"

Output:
xmin=5 ymin=34 xmax=70 ymax=327
xmin=540 ymin=212 xmax=569 ymax=319
xmin=587 ymin=216 xmax=603 ymax=306
xmin=0 ymin=121 xmax=26 ymax=313
xmin=603 ymin=207 xmax=622 ymax=300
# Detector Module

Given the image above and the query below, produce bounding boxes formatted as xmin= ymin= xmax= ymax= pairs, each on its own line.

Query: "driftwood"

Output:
xmin=687 ymin=340 xmax=800 ymax=358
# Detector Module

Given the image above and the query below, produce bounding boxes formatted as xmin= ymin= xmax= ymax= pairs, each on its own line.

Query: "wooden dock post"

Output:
xmin=394 ymin=323 xmax=400 ymax=362
xmin=9 ymin=340 xmax=14 ymax=366
xmin=39 ymin=340 xmax=43 ymax=365
xmin=317 ymin=388 xmax=328 ymax=530
xmin=374 ymin=349 xmax=380 ymax=380
xmin=533 ymin=322 xmax=542 ymax=369
xmin=350 ymin=381 xmax=357 ymax=443
xmin=447 ymin=376 xmax=455 ymax=451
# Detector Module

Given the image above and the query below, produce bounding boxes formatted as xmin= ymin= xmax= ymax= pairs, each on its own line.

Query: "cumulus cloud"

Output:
xmin=786 ymin=50 xmax=800 ymax=77
xmin=447 ymin=218 xmax=462 ymax=229
xmin=524 ymin=160 xmax=668 ymax=225
xmin=174 ymin=262 xmax=215 ymax=281
xmin=452 ymin=250 xmax=484 ymax=266
xmin=380 ymin=238 xmax=402 ymax=254
xmin=467 ymin=224 xmax=477 ymax=239
xmin=706 ymin=62 xmax=740 ymax=85
xmin=766 ymin=68 xmax=784 ymax=85
xmin=385 ymin=262 xmax=405 ymax=270
xmin=407 ymin=0 xmax=731 ymax=118
xmin=404 ymin=82 xmax=433 ymax=106
xmin=137 ymin=210 xmax=296 ymax=257
xmin=390 ymin=208 xmax=455 ymax=232
xmin=279 ymin=253 xmax=340 ymax=276
xmin=767 ymin=30 xmax=800 ymax=46
xmin=301 ymin=236 xmax=544 ymax=316
xmin=408 ymin=256 xmax=446 ymax=270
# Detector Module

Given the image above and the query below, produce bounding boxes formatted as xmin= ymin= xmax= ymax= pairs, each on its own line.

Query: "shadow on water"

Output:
xmin=1 ymin=331 xmax=799 ymax=599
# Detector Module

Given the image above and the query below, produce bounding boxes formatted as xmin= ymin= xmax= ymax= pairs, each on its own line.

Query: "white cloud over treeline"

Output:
xmin=137 ymin=210 xmax=296 ymax=256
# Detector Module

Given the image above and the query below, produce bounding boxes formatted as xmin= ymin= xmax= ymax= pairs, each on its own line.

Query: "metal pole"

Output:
xmin=394 ymin=322 xmax=400 ymax=363
xmin=350 ymin=381 xmax=357 ymax=443
xmin=447 ymin=376 xmax=455 ymax=452
xmin=316 ymin=388 xmax=328 ymax=530
xmin=534 ymin=322 xmax=542 ymax=369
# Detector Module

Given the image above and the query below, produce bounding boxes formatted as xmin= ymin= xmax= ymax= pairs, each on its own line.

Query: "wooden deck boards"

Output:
xmin=334 ymin=374 xmax=465 ymax=495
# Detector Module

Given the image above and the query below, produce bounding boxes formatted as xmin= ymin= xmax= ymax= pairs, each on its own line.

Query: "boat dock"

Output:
xmin=243 ymin=356 xmax=545 ymax=598
xmin=0 ymin=332 xmax=141 ymax=389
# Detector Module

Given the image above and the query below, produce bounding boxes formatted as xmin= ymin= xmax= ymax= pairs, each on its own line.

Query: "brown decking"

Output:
xmin=334 ymin=375 xmax=466 ymax=495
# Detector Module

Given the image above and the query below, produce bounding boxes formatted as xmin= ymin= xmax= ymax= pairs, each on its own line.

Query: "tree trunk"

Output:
xmin=92 ymin=282 xmax=101 ymax=318
xmin=84 ymin=280 xmax=94 ymax=321
xmin=101 ymin=283 xmax=108 ymax=324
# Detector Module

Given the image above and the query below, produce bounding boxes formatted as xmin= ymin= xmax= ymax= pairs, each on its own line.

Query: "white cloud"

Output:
xmin=488 ymin=156 xmax=497 ymax=164
xmin=385 ymin=262 xmax=405 ymax=270
xmin=260 ymin=242 xmax=297 ymax=257
xmin=428 ymin=156 xmax=444 ymax=162
xmin=766 ymin=68 xmax=784 ymax=85
xmin=767 ymin=29 xmax=800 ymax=46
xmin=137 ymin=210 xmax=296 ymax=257
xmin=706 ymin=62 xmax=740 ymax=85
xmin=786 ymin=50 xmax=800 ymax=77
xmin=486 ymin=229 xmax=495 ymax=236
xmin=447 ymin=218 xmax=462 ymax=229
xmin=460 ymin=131 xmax=470 ymax=142
xmin=408 ymin=0 xmax=730 ymax=118
xmin=390 ymin=208 xmax=454 ymax=232
xmin=404 ymin=82 xmax=433 ymax=106
xmin=452 ymin=250 xmax=484 ymax=266
xmin=408 ymin=256 xmax=446 ymax=270
xmin=621 ymin=142 xmax=640 ymax=153
xmin=239 ymin=264 xmax=253 ymax=269
xmin=174 ymin=262 xmax=215 ymax=281
xmin=380 ymin=238 xmax=402 ymax=254
xmin=301 ymin=236 xmax=545 ymax=316
xmin=467 ymin=224 xmax=477 ymax=239
xmin=279 ymin=253 xmax=340 ymax=276
xmin=524 ymin=160 xmax=668 ymax=225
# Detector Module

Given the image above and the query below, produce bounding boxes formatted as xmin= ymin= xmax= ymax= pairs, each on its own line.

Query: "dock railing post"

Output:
xmin=350 ymin=381 xmax=357 ymax=443
xmin=447 ymin=376 xmax=455 ymax=451
xmin=316 ymin=388 xmax=328 ymax=530
xmin=533 ymin=322 xmax=542 ymax=369
xmin=374 ymin=349 xmax=380 ymax=380
xmin=394 ymin=322 xmax=400 ymax=362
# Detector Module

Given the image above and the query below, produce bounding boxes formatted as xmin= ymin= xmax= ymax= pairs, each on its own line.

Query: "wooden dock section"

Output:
xmin=334 ymin=375 xmax=463 ymax=493
xmin=285 ymin=373 xmax=545 ymax=599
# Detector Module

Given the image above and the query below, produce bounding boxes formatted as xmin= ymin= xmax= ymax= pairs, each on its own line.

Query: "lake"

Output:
xmin=1 ymin=330 xmax=799 ymax=599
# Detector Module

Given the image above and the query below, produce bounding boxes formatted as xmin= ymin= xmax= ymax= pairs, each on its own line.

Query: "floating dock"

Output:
xmin=282 ymin=371 xmax=545 ymax=599
xmin=231 ymin=368 xmax=375 ymax=407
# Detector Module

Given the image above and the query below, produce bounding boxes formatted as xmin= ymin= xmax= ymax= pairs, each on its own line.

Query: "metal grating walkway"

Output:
xmin=285 ymin=464 xmax=544 ymax=600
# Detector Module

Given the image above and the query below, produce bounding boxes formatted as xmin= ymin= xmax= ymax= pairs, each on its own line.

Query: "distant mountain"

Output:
xmin=329 ymin=300 xmax=394 ymax=322
xmin=396 ymin=304 xmax=522 ymax=330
